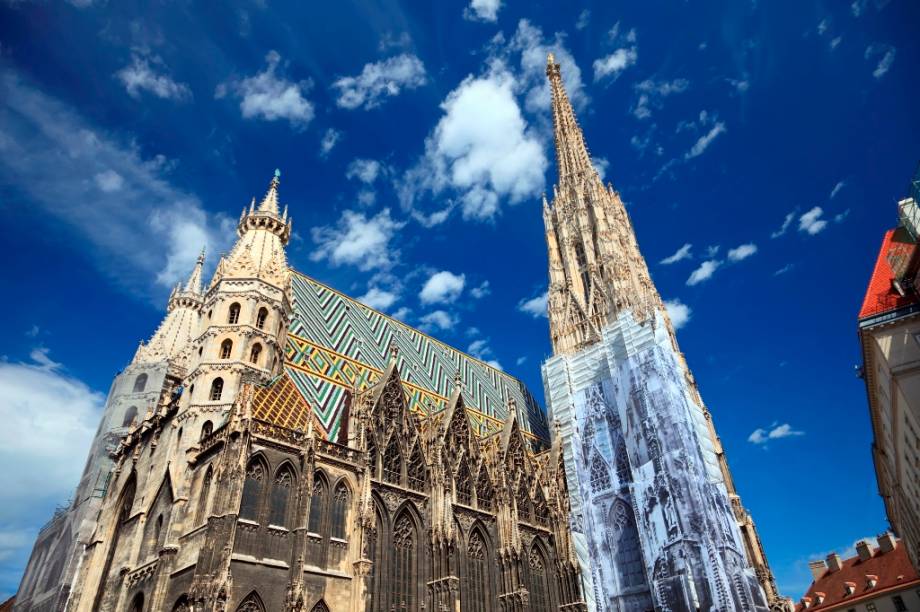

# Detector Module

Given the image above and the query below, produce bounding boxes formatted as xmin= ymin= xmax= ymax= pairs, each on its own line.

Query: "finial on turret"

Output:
xmin=454 ymin=369 xmax=463 ymax=390
xmin=257 ymin=169 xmax=281 ymax=215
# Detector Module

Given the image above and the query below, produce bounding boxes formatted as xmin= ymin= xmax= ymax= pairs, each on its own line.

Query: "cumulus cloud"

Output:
xmin=420 ymin=271 xmax=466 ymax=305
xmin=686 ymin=260 xmax=721 ymax=286
xmin=418 ymin=310 xmax=458 ymax=333
xmin=217 ymin=50 xmax=314 ymax=128
xmin=310 ymin=208 xmax=404 ymax=271
xmin=663 ymin=298 xmax=691 ymax=330
xmin=467 ymin=337 xmax=501 ymax=369
xmin=518 ymin=290 xmax=548 ymax=318
xmin=332 ymin=54 xmax=427 ymax=110
xmin=727 ymin=243 xmax=757 ymax=262
xmin=358 ymin=286 xmax=399 ymax=311
xmin=507 ymin=19 xmax=587 ymax=115
xmin=748 ymin=422 xmax=805 ymax=445
xmin=116 ymin=53 xmax=191 ymax=101
xmin=346 ymin=158 xmax=382 ymax=184
xmin=771 ymin=211 xmax=796 ymax=238
xmin=319 ymin=128 xmax=342 ymax=158
xmin=660 ymin=243 xmax=692 ymax=265
xmin=632 ymin=78 xmax=689 ymax=119
xmin=865 ymin=44 xmax=896 ymax=79
xmin=471 ymin=280 xmax=491 ymax=299
xmin=593 ymin=47 xmax=638 ymax=82
xmin=0 ymin=71 xmax=232 ymax=298
xmin=593 ymin=157 xmax=610 ymax=180
xmin=799 ymin=206 xmax=828 ymax=235
xmin=400 ymin=64 xmax=546 ymax=224
xmin=685 ymin=121 xmax=726 ymax=159
xmin=464 ymin=0 xmax=501 ymax=22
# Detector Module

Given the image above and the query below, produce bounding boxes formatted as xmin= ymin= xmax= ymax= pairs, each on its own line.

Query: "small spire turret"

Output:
xmin=184 ymin=247 xmax=206 ymax=294
xmin=258 ymin=168 xmax=281 ymax=215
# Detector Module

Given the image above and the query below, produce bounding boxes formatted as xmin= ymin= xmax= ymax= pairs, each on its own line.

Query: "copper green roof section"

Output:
xmin=284 ymin=271 xmax=549 ymax=444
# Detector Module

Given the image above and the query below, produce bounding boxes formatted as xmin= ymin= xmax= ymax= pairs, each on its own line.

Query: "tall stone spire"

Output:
xmin=547 ymin=53 xmax=596 ymax=185
xmin=184 ymin=247 xmax=206 ymax=294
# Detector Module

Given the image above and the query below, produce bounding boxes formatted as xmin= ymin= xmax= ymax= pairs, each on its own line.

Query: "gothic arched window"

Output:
xmin=196 ymin=466 xmax=212 ymax=526
xmin=256 ymin=307 xmax=269 ymax=330
xmin=476 ymin=467 xmax=493 ymax=511
xmin=590 ymin=454 xmax=610 ymax=492
xmin=383 ymin=439 xmax=402 ymax=484
xmin=133 ymin=373 xmax=148 ymax=393
xmin=455 ymin=459 xmax=472 ymax=506
xmin=310 ymin=600 xmax=330 ymax=612
xmin=269 ymin=466 xmax=295 ymax=528
xmin=367 ymin=436 xmax=378 ymax=479
xmin=172 ymin=595 xmax=191 ymax=612
xmin=220 ymin=339 xmax=233 ymax=360
xmin=228 ymin=303 xmax=241 ymax=324
xmin=209 ymin=378 xmax=224 ymax=401
xmin=367 ymin=506 xmax=383 ymax=612
xmin=235 ymin=592 xmax=265 ymax=612
xmin=407 ymin=443 xmax=425 ymax=490
xmin=240 ymin=459 xmax=265 ymax=521
xmin=466 ymin=530 xmax=490 ymax=612
xmin=392 ymin=514 xmax=416 ymax=611
xmin=307 ymin=475 xmax=327 ymax=535
xmin=615 ymin=441 xmax=631 ymax=484
xmin=330 ymin=482 xmax=349 ymax=540
xmin=610 ymin=501 xmax=646 ymax=589
xmin=123 ymin=406 xmax=138 ymax=428
xmin=129 ymin=593 xmax=144 ymax=612
xmin=249 ymin=343 xmax=262 ymax=365
xmin=517 ymin=484 xmax=532 ymax=522
xmin=200 ymin=421 xmax=213 ymax=440
xmin=529 ymin=546 xmax=550 ymax=612
xmin=153 ymin=514 xmax=164 ymax=551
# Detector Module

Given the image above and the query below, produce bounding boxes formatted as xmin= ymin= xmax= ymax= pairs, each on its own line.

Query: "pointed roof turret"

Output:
xmin=258 ymin=168 xmax=281 ymax=215
xmin=546 ymin=53 xmax=597 ymax=185
xmin=184 ymin=247 xmax=206 ymax=294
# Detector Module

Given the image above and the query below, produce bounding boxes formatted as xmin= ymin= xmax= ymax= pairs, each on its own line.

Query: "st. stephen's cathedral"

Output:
xmin=13 ymin=56 xmax=789 ymax=612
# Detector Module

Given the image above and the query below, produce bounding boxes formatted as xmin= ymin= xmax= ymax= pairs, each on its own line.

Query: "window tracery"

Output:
xmin=455 ymin=459 xmax=472 ymax=506
xmin=392 ymin=514 xmax=416 ymax=611
xmin=383 ymin=439 xmax=402 ymax=484
xmin=308 ymin=477 xmax=327 ymax=535
xmin=590 ymin=453 xmax=610 ymax=492
xmin=476 ymin=468 xmax=493 ymax=510
xmin=269 ymin=467 xmax=294 ymax=527
xmin=466 ymin=531 xmax=489 ymax=612
xmin=407 ymin=443 xmax=425 ymax=490
xmin=240 ymin=460 xmax=265 ymax=521
xmin=615 ymin=441 xmax=631 ymax=484
xmin=330 ymin=482 xmax=349 ymax=539
xmin=529 ymin=547 xmax=550 ymax=611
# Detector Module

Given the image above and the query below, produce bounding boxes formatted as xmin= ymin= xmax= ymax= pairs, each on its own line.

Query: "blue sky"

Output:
xmin=0 ymin=0 xmax=917 ymax=601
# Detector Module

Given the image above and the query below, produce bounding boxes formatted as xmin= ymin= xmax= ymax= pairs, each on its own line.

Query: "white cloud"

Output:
xmin=799 ymin=206 xmax=828 ymax=235
xmin=115 ymin=54 xmax=191 ymax=101
xmin=346 ymin=158 xmax=382 ymax=184
xmin=727 ymin=243 xmax=757 ymax=262
xmin=400 ymin=63 xmax=546 ymax=224
xmin=94 ymin=169 xmax=125 ymax=193
xmin=685 ymin=121 xmax=726 ymax=159
xmin=830 ymin=180 xmax=846 ymax=199
xmin=663 ymin=299 xmax=691 ymax=330
xmin=391 ymin=306 xmax=412 ymax=322
xmin=516 ymin=356 xmax=527 ymax=366
xmin=632 ymin=78 xmax=689 ymax=119
xmin=471 ymin=281 xmax=491 ymax=299
xmin=310 ymin=208 xmax=404 ymax=271
xmin=774 ymin=263 xmax=794 ymax=276
xmin=728 ymin=78 xmax=750 ymax=92
xmin=660 ymin=243 xmax=693 ymax=265
xmin=420 ymin=271 xmax=466 ymax=305
xmin=865 ymin=44 xmax=896 ymax=79
xmin=835 ymin=208 xmax=850 ymax=223
xmin=831 ymin=36 xmax=843 ymax=50
xmin=217 ymin=50 xmax=314 ymax=128
xmin=319 ymin=128 xmax=342 ymax=158
xmin=332 ymin=54 xmax=427 ymax=110
xmin=0 ymin=348 xmax=104 ymax=585
xmin=358 ymin=286 xmax=398 ymax=311
xmin=418 ymin=310 xmax=458 ymax=333
xmin=464 ymin=0 xmax=501 ymax=22
xmin=575 ymin=9 xmax=590 ymax=30
xmin=748 ymin=422 xmax=804 ymax=445
xmin=356 ymin=190 xmax=376 ymax=206
xmin=518 ymin=290 xmax=548 ymax=318
xmin=817 ymin=19 xmax=829 ymax=35
xmin=686 ymin=260 xmax=721 ymax=286
xmin=507 ymin=19 xmax=587 ymax=115
xmin=851 ymin=0 xmax=868 ymax=16
xmin=0 ymin=71 xmax=232 ymax=297
xmin=468 ymin=337 xmax=501 ymax=370
xmin=771 ymin=211 xmax=796 ymax=238
xmin=593 ymin=157 xmax=610 ymax=181
xmin=593 ymin=47 xmax=638 ymax=82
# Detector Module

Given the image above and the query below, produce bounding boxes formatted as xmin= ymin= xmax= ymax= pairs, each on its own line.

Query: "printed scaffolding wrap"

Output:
xmin=544 ymin=310 xmax=769 ymax=612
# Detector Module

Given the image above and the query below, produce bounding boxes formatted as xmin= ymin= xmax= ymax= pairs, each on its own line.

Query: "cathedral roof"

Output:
xmin=251 ymin=373 xmax=323 ymax=436
xmin=283 ymin=271 xmax=549 ymax=445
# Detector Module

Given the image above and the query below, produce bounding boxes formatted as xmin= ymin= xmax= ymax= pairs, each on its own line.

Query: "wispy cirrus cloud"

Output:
xmin=116 ymin=53 xmax=191 ymax=101
xmin=332 ymin=54 xmax=427 ymax=110
xmin=660 ymin=243 xmax=693 ymax=265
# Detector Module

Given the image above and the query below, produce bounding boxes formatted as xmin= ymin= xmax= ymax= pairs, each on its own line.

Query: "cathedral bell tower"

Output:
xmin=182 ymin=169 xmax=293 ymax=418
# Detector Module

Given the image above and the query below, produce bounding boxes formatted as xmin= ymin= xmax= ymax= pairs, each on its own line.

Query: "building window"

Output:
xmin=249 ymin=343 xmax=262 ymax=365
xmin=893 ymin=596 xmax=907 ymax=612
xmin=269 ymin=466 xmax=294 ymax=528
xmin=455 ymin=460 xmax=472 ymax=506
xmin=610 ymin=501 xmax=646 ymax=589
xmin=153 ymin=514 xmax=165 ymax=551
xmin=407 ymin=443 xmax=425 ymax=490
xmin=476 ymin=468 xmax=493 ymax=510
xmin=129 ymin=593 xmax=144 ymax=612
xmin=466 ymin=531 xmax=490 ymax=612
xmin=590 ymin=454 xmax=610 ymax=492
xmin=133 ymin=373 xmax=148 ymax=393
xmin=200 ymin=421 xmax=213 ymax=440
xmin=123 ymin=406 xmax=138 ymax=428
xmin=383 ymin=439 xmax=402 ymax=484
xmin=866 ymin=604 xmax=878 ymax=612
xmin=310 ymin=601 xmax=330 ymax=612
xmin=529 ymin=546 xmax=550 ymax=612
xmin=235 ymin=592 xmax=265 ymax=612
xmin=367 ymin=436 xmax=378 ymax=479
xmin=330 ymin=482 xmax=349 ymax=539
xmin=228 ymin=303 xmax=241 ymax=324
xmin=256 ymin=307 xmax=268 ymax=330
xmin=209 ymin=378 xmax=224 ymax=401
xmin=392 ymin=514 xmax=416 ymax=611
xmin=367 ymin=508 xmax=382 ymax=612
xmin=308 ymin=476 xmax=327 ymax=535
xmin=517 ymin=484 xmax=531 ymax=522
xmin=615 ymin=442 xmax=631 ymax=484
xmin=219 ymin=339 xmax=233 ymax=359
xmin=196 ymin=467 xmax=212 ymax=525
xmin=240 ymin=460 xmax=265 ymax=521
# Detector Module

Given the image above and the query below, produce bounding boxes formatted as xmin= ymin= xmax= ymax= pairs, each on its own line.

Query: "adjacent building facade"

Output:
xmin=796 ymin=533 xmax=919 ymax=611
xmin=14 ymin=173 xmax=587 ymax=612
xmin=858 ymin=165 xmax=920 ymax=574
xmin=539 ymin=54 xmax=786 ymax=612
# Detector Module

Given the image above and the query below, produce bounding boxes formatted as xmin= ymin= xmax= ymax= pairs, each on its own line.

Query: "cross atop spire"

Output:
xmin=183 ymin=247 xmax=206 ymax=294
xmin=257 ymin=168 xmax=281 ymax=215
xmin=546 ymin=54 xmax=596 ymax=185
